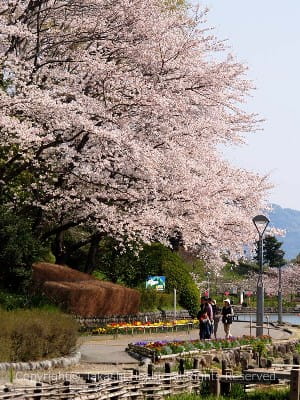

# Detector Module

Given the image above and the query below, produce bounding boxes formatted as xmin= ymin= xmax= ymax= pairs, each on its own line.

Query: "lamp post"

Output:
xmin=278 ymin=264 xmax=283 ymax=324
xmin=207 ymin=272 xmax=211 ymax=297
xmin=253 ymin=214 xmax=270 ymax=337
xmin=275 ymin=250 xmax=285 ymax=324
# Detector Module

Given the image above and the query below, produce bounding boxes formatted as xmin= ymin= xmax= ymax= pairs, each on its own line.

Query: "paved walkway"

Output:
xmin=79 ymin=321 xmax=292 ymax=365
xmin=0 ymin=323 xmax=294 ymax=384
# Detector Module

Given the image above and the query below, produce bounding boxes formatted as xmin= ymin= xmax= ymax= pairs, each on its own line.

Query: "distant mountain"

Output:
xmin=269 ymin=204 xmax=300 ymax=260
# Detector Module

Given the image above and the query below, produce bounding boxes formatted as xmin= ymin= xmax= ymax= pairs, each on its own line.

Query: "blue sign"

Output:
xmin=146 ymin=276 xmax=166 ymax=291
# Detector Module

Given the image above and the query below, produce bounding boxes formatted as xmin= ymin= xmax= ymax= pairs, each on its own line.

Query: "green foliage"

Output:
xmin=0 ymin=290 xmax=30 ymax=310
xmin=139 ymin=288 xmax=174 ymax=312
xmin=0 ymin=206 xmax=48 ymax=291
xmin=247 ymin=388 xmax=289 ymax=400
xmin=167 ymin=386 xmax=289 ymax=399
xmin=92 ymin=270 xmax=107 ymax=280
xmin=187 ymin=259 xmax=206 ymax=279
xmin=295 ymin=342 xmax=300 ymax=354
xmin=167 ymin=395 xmax=201 ymax=400
xmin=42 ymin=250 xmax=56 ymax=264
xmin=96 ymin=237 xmax=140 ymax=284
xmin=252 ymin=341 xmax=267 ymax=357
xmin=255 ymin=235 xmax=286 ymax=268
xmin=138 ymin=243 xmax=199 ymax=316
xmin=221 ymin=263 xmax=244 ymax=282
xmin=0 ymin=143 xmax=37 ymax=207
xmin=139 ymin=288 xmax=158 ymax=311
xmin=264 ymin=295 xmax=296 ymax=308
xmin=236 ymin=260 xmax=260 ymax=274
xmin=0 ymin=290 xmax=59 ymax=311
xmin=0 ymin=309 xmax=78 ymax=362
xmin=95 ymin=241 xmax=199 ymax=315
xmin=222 ymin=261 xmax=258 ymax=282
xmin=61 ymin=227 xmax=91 ymax=272
xmin=9 ymin=368 xmax=14 ymax=383
xmin=230 ymin=384 xmax=246 ymax=398
xmin=140 ymin=336 xmax=271 ymax=356
xmin=177 ymin=283 xmax=199 ymax=317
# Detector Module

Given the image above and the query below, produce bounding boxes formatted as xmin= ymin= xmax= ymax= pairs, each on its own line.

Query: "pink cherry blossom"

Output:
xmin=0 ymin=1 xmax=271 ymax=264
xmin=241 ymin=264 xmax=300 ymax=296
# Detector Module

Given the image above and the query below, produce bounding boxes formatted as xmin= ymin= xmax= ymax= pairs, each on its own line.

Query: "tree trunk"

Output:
xmin=85 ymin=232 xmax=102 ymax=274
xmin=53 ymin=231 xmax=65 ymax=264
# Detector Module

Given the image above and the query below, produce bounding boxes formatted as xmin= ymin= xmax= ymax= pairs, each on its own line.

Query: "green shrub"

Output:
xmin=252 ymin=340 xmax=269 ymax=359
xmin=0 ymin=206 xmax=50 ymax=292
xmin=96 ymin=241 xmax=199 ymax=315
xmin=178 ymin=283 xmax=199 ymax=317
xmin=0 ymin=290 xmax=60 ymax=311
xmin=157 ymin=292 xmax=174 ymax=309
xmin=0 ymin=291 xmax=29 ymax=310
xmin=139 ymin=288 xmax=159 ymax=311
xmin=167 ymin=395 xmax=202 ymax=400
xmin=160 ymin=261 xmax=198 ymax=316
xmin=247 ymin=388 xmax=289 ymax=400
xmin=139 ymin=289 xmax=174 ymax=312
xmin=167 ymin=387 xmax=289 ymax=399
xmin=0 ymin=309 xmax=78 ymax=362
xmin=139 ymin=243 xmax=199 ymax=316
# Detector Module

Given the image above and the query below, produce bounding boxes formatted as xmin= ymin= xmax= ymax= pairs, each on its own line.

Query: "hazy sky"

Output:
xmin=193 ymin=1 xmax=300 ymax=210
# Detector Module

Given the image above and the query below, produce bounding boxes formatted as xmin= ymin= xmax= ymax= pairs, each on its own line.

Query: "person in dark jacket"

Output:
xmin=197 ymin=296 xmax=212 ymax=339
xmin=211 ymin=299 xmax=221 ymax=339
xmin=221 ymin=299 xmax=234 ymax=339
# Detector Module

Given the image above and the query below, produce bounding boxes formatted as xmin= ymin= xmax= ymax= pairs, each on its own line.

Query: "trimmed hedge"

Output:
xmin=0 ymin=309 xmax=78 ymax=362
xmin=138 ymin=244 xmax=199 ymax=316
xmin=95 ymin=241 xmax=200 ymax=316
xmin=139 ymin=288 xmax=174 ymax=312
xmin=32 ymin=262 xmax=141 ymax=317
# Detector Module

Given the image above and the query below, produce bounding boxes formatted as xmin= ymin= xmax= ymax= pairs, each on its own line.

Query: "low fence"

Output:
xmin=93 ymin=321 xmax=197 ymax=337
xmin=77 ymin=308 xmax=299 ymax=329
xmin=233 ymin=306 xmax=299 ymax=314
xmin=76 ymin=310 xmax=191 ymax=328
xmin=1 ymin=362 xmax=300 ymax=400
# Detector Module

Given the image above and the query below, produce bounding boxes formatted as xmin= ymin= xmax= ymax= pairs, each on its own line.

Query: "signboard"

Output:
xmin=146 ymin=276 xmax=166 ymax=291
xmin=231 ymin=286 xmax=238 ymax=295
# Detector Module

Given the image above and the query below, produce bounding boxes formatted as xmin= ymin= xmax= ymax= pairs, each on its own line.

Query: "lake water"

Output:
xmin=236 ymin=313 xmax=300 ymax=325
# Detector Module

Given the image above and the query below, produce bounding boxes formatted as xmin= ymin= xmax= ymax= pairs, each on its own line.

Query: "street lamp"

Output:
xmin=278 ymin=263 xmax=283 ymax=324
xmin=207 ymin=272 xmax=211 ymax=297
xmin=275 ymin=250 xmax=285 ymax=324
xmin=253 ymin=214 xmax=270 ymax=336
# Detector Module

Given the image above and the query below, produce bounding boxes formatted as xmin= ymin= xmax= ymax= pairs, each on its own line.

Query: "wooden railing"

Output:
xmin=1 ymin=362 xmax=299 ymax=400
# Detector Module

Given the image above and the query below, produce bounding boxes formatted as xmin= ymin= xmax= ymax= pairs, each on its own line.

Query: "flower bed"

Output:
xmin=128 ymin=335 xmax=272 ymax=359
xmin=91 ymin=319 xmax=199 ymax=335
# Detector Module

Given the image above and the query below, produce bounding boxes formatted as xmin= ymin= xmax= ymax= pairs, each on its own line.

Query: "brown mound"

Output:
xmin=32 ymin=262 xmax=96 ymax=285
xmin=32 ymin=263 xmax=140 ymax=317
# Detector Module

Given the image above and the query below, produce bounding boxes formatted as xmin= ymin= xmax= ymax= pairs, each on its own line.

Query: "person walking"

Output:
xmin=222 ymin=299 xmax=234 ymax=339
xmin=207 ymin=298 xmax=215 ymax=337
xmin=197 ymin=296 xmax=211 ymax=339
xmin=211 ymin=299 xmax=221 ymax=339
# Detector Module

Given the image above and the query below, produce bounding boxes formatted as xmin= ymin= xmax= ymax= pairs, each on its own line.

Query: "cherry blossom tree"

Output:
xmin=241 ymin=264 xmax=300 ymax=297
xmin=0 ymin=0 xmax=271 ymax=267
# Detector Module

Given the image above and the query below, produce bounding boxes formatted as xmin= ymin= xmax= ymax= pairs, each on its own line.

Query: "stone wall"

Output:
xmin=0 ymin=352 xmax=81 ymax=372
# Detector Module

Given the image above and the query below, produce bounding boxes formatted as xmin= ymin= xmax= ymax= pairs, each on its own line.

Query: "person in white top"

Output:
xmin=221 ymin=299 xmax=234 ymax=339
